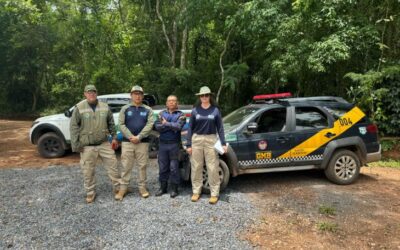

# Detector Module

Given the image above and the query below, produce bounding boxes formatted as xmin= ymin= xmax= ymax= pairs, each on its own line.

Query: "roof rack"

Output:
xmin=287 ymin=96 xmax=348 ymax=104
xmin=252 ymin=93 xmax=349 ymax=105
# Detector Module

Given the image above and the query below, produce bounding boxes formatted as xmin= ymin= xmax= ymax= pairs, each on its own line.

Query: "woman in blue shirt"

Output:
xmin=186 ymin=86 xmax=227 ymax=204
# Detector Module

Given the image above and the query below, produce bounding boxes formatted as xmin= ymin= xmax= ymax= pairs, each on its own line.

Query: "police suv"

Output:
xmin=182 ymin=93 xmax=381 ymax=192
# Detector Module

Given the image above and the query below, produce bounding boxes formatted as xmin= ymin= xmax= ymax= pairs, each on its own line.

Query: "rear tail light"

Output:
xmin=185 ymin=113 xmax=191 ymax=117
xmin=367 ymin=124 xmax=378 ymax=133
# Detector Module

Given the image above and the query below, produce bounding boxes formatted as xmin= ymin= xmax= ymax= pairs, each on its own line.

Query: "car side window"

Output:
xmin=295 ymin=107 xmax=328 ymax=131
xmin=255 ymin=108 xmax=286 ymax=133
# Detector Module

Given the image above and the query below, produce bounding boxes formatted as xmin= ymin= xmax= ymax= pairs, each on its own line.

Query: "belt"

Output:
xmin=122 ymin=138 xmax=150 ymax=143
xmin=88 ymin=143 xmax=103 ymax=146
xmin=159 ymin=139 xmax=180 ymax=144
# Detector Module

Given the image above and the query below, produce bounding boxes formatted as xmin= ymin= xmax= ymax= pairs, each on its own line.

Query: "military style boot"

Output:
xmin=115 ymin=189 xmax=127 ymax=201
xmin=155 ymin=182 xmax=168 ymax=196
xmin=139 ymin=187 xmax=150 ymax=198
xmin=86 ymin=193 xmax=96 ymax=203
xmin=170 ymin=183 xmax=178 ymax=198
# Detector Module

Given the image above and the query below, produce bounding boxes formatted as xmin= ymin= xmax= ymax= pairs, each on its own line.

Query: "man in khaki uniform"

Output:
xmin=70 ymin=84 xmax=120 ymax=203
xmin=115 ymin=85 xmax=154 ymax=200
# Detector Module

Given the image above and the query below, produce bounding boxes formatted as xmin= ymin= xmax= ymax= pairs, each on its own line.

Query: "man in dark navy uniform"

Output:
xmin=115 ymin=85 xmax=154 ymax=201
xmin=154 ymin=95 xmax=186 ymax=198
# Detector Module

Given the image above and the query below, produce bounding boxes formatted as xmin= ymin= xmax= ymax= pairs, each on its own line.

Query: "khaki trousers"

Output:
xmin=120 ymin=141 xmax=149 ymax=191
xmin=80 ymin=142 xmax=120 ymax=196
xmin=190 ymin=134 xmax=220 ymax=197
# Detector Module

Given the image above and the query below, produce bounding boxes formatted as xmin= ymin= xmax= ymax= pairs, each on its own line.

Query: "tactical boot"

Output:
xmin=86 ymin=193 xmax=96 ymax=203
xmin=115 ymin=189 xmax=127 ymax=201
xmin=139 ymin=188 xmax=150 ymax=198
xmin=191 ymin=194 xmax=200 ymax=202
xmin=170 ymin=183 xmax=178 ymax=198
xmin=155 ymin=182 xmax=168 ymax=196
xmin=209 ymin=196 xmax=218 ymax=205
xmin=113 ymin=186 xmax=133 ymax=195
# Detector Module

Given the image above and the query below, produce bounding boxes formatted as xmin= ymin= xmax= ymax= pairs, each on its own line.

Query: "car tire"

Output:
xmin=148 ymin=135 xmax=159 ymax=159
xmin=37 ymin=132 xmax=66 ymax=158
xmin=202 ymin=159 xmax=230 ymax=194
xmin=324 ymin=149 xmax=360 ymax=185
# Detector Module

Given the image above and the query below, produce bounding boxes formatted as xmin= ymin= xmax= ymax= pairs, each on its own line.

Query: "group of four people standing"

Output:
xmin=70 ymin=84 xmax=227 ymax=205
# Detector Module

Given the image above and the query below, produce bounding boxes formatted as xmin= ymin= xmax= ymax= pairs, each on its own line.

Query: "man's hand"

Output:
xmin=129 ymin=136 xmax=140 ymax=144
xmin=186 ymin=147 xmax=192 ymax=155
xmin=161 ymin=117 xmax=168 ymax=125
xmin=222 ymin=145 xmax=228 ymax=154
xmin=111 ymin=139 xmax=119 ymax=150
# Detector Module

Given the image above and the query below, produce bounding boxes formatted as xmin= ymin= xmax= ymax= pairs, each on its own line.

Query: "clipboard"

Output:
xmin=214 ymin=139 xmax=228 ymax=155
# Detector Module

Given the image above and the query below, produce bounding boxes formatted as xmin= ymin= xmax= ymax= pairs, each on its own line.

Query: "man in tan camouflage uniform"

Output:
xmin=115 ymin=85 xmax=154 ymax=201
xmin=70 ymin=84 xmax=120 ymax=203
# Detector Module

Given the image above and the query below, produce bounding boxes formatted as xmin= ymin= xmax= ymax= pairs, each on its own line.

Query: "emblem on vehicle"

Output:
xmin=256 ymin=151 xmax=272 ymax=159
xmin=359 ymin=127 xmax=367 ymax=135
xmin=258 ymin=140 xmax=267 ymax=150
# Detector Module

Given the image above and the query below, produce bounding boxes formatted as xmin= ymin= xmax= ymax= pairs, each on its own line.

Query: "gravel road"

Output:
xmin=0 ymin=160 xmax=256 ymax=249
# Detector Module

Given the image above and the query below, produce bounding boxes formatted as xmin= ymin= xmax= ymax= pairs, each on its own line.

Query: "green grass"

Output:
xmin=369 ymin=159 xmax=400 ymax=168
xmin=318 ymin=205 xmax=336 ymax=216
xmin=317 ymin=222 xmax=338 ymax=232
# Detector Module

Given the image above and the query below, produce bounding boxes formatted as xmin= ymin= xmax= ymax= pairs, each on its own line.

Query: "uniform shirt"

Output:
xmin=69 ymin=100 xmax=115 ymax=152
xmin=119 ymin=103 xmax=154 ymax=141
xmin=186 ymin=105 xmax=226 ymax=147
xmin=154 ymin=110 xmax=186 ymax=142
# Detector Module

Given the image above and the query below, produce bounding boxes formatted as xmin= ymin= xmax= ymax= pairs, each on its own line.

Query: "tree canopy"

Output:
xmin=0 ymin=0 xmax=399 ymax=135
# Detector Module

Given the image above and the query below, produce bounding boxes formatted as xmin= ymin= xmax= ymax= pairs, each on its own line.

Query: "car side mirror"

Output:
xmin=245 ymin=122 xmax=258 ymax=134
xmin=64 ymin=110 xmax=72 ymax=118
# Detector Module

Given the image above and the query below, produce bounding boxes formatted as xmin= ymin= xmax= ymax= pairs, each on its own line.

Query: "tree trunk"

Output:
xmin=216 ymin=30 xmax=232 ymax=103
xmin=180 ymin=25 xmax=188 ymax=69
xmin=156 ymin=0 xmax=176 ymax=67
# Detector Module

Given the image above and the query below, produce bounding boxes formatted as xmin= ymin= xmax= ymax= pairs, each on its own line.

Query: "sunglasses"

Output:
xmin=199 ymin=94 xmax=210 ymax=98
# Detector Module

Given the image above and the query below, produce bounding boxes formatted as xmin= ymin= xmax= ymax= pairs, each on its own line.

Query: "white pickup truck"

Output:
xmin=29 ymin=93 xmax=192 ymax=158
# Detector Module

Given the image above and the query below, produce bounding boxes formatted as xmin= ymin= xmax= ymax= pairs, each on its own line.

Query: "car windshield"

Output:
xmin=223 ymin=106 xmax=260 ymax=132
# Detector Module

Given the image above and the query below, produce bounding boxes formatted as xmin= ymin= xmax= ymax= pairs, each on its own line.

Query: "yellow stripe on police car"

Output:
xmin=278 ymin=106 xmax=365 ymax=159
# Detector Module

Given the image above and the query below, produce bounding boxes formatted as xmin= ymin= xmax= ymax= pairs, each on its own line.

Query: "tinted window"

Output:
xmin=323 ymin=106 xmax=349 ymax=120
xmin=255 ymin=108 xmax=286 ymax=133
xmin=295 ymin=107 xmax=328 ymax=131
xmin=223 ymin=106 xmax=260 ymax=131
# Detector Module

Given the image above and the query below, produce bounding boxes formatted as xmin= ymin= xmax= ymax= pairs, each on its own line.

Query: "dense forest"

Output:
xmin=0 ymin=0 xmax=399 ymax=135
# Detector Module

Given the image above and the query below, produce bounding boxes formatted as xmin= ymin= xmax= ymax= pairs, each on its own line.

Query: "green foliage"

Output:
xmin=346 ymin=65 xmax=400 ymax=135
xmin=317 ymin=221 xmax=338 ymax=233
xmin=380 ymin=139 xmax=397 ymax=152
xmin=369 ymin=159 xmax=400 ymax=168
xmin=0 ymin=0 xmax=398 ymax=133
xmin=318 ymin=205 xmax=336 ymax=216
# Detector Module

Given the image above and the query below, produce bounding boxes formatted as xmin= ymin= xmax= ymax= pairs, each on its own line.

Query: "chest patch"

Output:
xmin=140 ymin=111 xmax=147 ymax=117
xmin=127 ymin=111 xmax=133 ymax=116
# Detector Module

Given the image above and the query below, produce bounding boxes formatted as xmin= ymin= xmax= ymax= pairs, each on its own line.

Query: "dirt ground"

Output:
xmin=1 ymin=119 xmax=399 ymax=249
xmin=0 ymin=119 xmax=79 ymax=168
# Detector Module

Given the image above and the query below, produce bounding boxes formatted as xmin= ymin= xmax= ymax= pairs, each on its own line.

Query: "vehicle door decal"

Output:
xmin=278 ymin=106 xmax=365 ymax=159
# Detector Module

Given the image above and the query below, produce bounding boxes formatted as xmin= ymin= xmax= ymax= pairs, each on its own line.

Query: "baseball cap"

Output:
xmin=84 ymin=85 xmax=97 ymax=92
xmin=130 ymin=85 xmax=144 ymax=93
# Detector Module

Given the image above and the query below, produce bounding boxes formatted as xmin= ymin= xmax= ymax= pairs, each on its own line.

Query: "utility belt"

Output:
xmin=122 ymin=137 xmax=150 ymax=143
